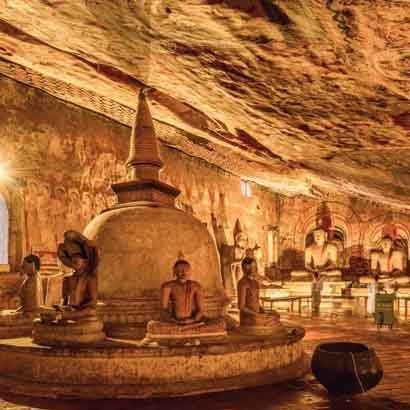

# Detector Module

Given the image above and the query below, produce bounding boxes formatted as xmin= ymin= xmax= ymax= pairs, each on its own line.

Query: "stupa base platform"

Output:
xmin=0 ymin=312 xmax=35 ymax=339
xmin=0 ymin=325 xmax=307 ymax=400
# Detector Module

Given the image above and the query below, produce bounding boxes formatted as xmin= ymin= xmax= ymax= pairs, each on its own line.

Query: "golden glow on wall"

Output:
xmin=0 ymin=162 xmax=10 ymax=183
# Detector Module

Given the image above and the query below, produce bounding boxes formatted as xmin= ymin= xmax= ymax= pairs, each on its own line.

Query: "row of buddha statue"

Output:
xmin=290 ymin=227 xmax=409 ymax=285
xmin=0 ymin=230 xmax=283 ymax=346
xmin=143 ymin=255 xmax=283 ymax=345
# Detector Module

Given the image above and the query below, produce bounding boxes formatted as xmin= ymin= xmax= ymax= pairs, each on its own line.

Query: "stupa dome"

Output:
xmin=83 ymin=89 xmax=226 ymax=337
xmin=84 ymin=203 xmax=223 ymax=301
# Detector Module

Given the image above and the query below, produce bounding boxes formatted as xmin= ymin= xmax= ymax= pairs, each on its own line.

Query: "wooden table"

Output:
xmin=355 ymin=294 xmax=410 ymax=316
xmin=261 ymin=296 xmax=311 ymax=314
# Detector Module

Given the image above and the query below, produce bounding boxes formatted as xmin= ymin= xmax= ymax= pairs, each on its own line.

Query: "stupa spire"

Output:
xmin=126 ymin=87 xmax=164 ymax=181
xmin=111 ymin=87 xmax=180 ymax=206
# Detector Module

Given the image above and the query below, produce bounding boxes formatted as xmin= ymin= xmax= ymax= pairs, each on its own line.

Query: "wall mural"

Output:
xmin=0 ymin=76 xmax=278 ymax=275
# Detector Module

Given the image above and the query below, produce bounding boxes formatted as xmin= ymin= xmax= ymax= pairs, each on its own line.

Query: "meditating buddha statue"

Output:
xmin=238 ymin=257 xmax=284 ymax=336
xmin=32 ymin=231 xmax=105 ymax=346
xmin=143 ymin=259 xmax=227 ymax=345
xmin=0 ymin=254 xmax=43 ymax=327
xmin=360 ymin=236 xmax=409 ymax=286
xmin=291 ymin=227 xmax=342 ymax=281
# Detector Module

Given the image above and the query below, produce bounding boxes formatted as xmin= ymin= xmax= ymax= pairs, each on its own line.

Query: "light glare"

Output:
xmin=0 ymin=162 xmax=10 ymax=181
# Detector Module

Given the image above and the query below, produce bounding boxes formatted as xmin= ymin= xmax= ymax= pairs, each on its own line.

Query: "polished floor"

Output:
xmin=1 ymin=307 xmax=410 ymax=410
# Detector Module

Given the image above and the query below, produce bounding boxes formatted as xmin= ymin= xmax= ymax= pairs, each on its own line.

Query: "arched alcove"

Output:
xmin=288 ymin=201 xmax=362 ymax=270
xmin=0 ymin=193 xmax=9 ymax=265
xmin=293 ymin=202 xmax=361 ymax=252
xmin=364 ymin=219 xmax=410 ymax=260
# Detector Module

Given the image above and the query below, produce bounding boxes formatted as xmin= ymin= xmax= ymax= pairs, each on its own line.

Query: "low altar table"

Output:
xmin=282 ymin=281 xmax=352 ymax=297
xmin=261 ymin=296 xmax=311 ymax=314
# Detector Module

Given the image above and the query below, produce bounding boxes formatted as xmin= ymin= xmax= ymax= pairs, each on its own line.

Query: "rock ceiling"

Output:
xmin=0 ymin=1 xmax=410 ymax=208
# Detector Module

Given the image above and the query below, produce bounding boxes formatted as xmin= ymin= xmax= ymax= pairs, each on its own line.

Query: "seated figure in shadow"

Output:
xmin=238 ymin=257 xmax=284 ymax=336
xmin=0 ymin=254 xmax=43 ymax=326
xmin=360 ymin=235 xmax=409 ymax=288
xmin=291 ymin=227 xmax=342 ymax=281
xmin=143 ymin=259 xmax=227 ymax=345
xmin=33 ymin=231 xmax=105 ymax=346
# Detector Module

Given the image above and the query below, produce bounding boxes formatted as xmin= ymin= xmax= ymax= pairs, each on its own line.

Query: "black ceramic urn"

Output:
xmin=311 ymin=342 xmax=383 ymax=395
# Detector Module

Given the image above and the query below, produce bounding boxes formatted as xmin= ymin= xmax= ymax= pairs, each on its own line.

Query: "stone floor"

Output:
xmin=1 ymin=309 xmax=410 ymax=410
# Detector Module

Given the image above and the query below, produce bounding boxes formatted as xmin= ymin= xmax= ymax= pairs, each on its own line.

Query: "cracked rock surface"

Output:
xmin=0 ymin=1 xmax=409 ymax=206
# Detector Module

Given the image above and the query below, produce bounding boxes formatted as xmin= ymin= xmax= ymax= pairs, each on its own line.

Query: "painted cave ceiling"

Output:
xmin=0 ymin=1 xmax=409 ymax=207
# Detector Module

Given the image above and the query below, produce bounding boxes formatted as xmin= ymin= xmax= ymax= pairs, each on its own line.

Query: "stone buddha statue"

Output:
xmin=143 ymin=259 xmax=227 ymax=345
xmin=221 ymin=228 xmax=249 ymax=304
xmin=32 ymin=231 xmax=105 ymax=346
xmin=360 ymin=236 xmax=409 ymax=286
xmin=253 ymin=243 xmax=265 ymax=276
xmin=238 ymin=257 xmax=284 ymax=336
xmin=0 ymin=254 xmax=43 ymax=326
xmin=291 ymin=227 xmax=342 ymax=281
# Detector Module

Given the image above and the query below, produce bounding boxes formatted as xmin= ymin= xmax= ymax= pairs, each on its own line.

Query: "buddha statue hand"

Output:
xmin=39 ymin=306 xmax=72 ymax=324
xmin=39 ymin=309 xmax=60 ymax=324
xmin=258 ymin=312 xmax=279 ymax=327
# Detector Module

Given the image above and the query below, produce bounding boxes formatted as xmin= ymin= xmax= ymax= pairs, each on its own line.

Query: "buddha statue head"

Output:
xmin=20 ymin=254 xmax=40 ymax=277
xmin=172 ymin=259 xmax=191 ymax=283
xmin=380 ymin=236 xmax=394 ymax=254
xmin=234 ymin=232 xmax=248 ymax=249
xmin=57 ymin=231 xmax=98 ymax=276
xmin=241 ymin=256 xmax=258 ymax=277
xmin=312 ymin=227 xmax=327 ymax=247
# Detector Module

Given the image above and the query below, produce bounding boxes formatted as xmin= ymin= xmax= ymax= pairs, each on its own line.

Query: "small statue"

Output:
xmin=143 ymin=259 xmax=226 ymax=345
xmin=291 ymin=227 xmax=342 ymax=281
xmin=237 ymin=257 xmax=283 ymax=335
xmin=0 ymin=254 xmax=43 ymax=325
xmin=160 ymin=259 xmax=205 ymax=325
xmin=39 ymin=231 xmax=99 ymax=323
xmin=360 ymin=235 xmax=409 ymax=287
xmin=33 ymin=231 xmax=105 ymax=346
xmin=253 ymin=243 xmax=264 ymax=276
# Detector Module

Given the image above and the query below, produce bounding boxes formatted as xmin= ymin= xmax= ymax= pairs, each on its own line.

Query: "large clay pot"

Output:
xmin=311 ymin=342 xmax=383 ymax=395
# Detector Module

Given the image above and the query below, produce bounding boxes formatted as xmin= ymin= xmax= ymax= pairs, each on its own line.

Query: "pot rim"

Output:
xmin=315 ymin=342 xmax=371 ymax=355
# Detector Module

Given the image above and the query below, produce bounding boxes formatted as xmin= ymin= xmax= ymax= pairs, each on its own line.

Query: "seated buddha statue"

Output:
xmin=238 ymin=257 xmax=284 ymax=336
xmin=0 ymin=254 xmax=43 ymax=328
xmin=291 ymin=227 xmax=342 ymax=281
xmin=143 ymin=259 xmax=227 ymax=345
xmin=32 ymin=231 xmax=105 ymax=346
xmin=360 ymin=236 xmax=409 ymax=287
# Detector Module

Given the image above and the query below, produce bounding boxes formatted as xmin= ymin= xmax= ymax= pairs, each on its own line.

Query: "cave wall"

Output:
xmin=0 ymin=75 xmax=278 ymax=278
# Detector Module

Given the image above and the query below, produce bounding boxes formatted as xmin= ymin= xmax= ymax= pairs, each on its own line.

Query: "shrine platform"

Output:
xmin=0 ymin=325 xmax=307 ymax=400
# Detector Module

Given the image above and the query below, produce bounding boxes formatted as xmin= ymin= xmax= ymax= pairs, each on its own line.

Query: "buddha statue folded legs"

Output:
xmin=32 ymin=231 xmax=105 ymax=347
xmin=291 ymin=228 xmax=342 ymax=282
xmin=238 ymin=257 xmax=286 ymax=336
xmin=146 ymin=316 xmax=227 ymax=343
xmin=141 ymin=259 xmax=227 ymax=346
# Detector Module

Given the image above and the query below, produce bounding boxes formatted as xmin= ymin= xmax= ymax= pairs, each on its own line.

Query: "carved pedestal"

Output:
xmin=32 ymin=317 xmax=105 ymax=347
